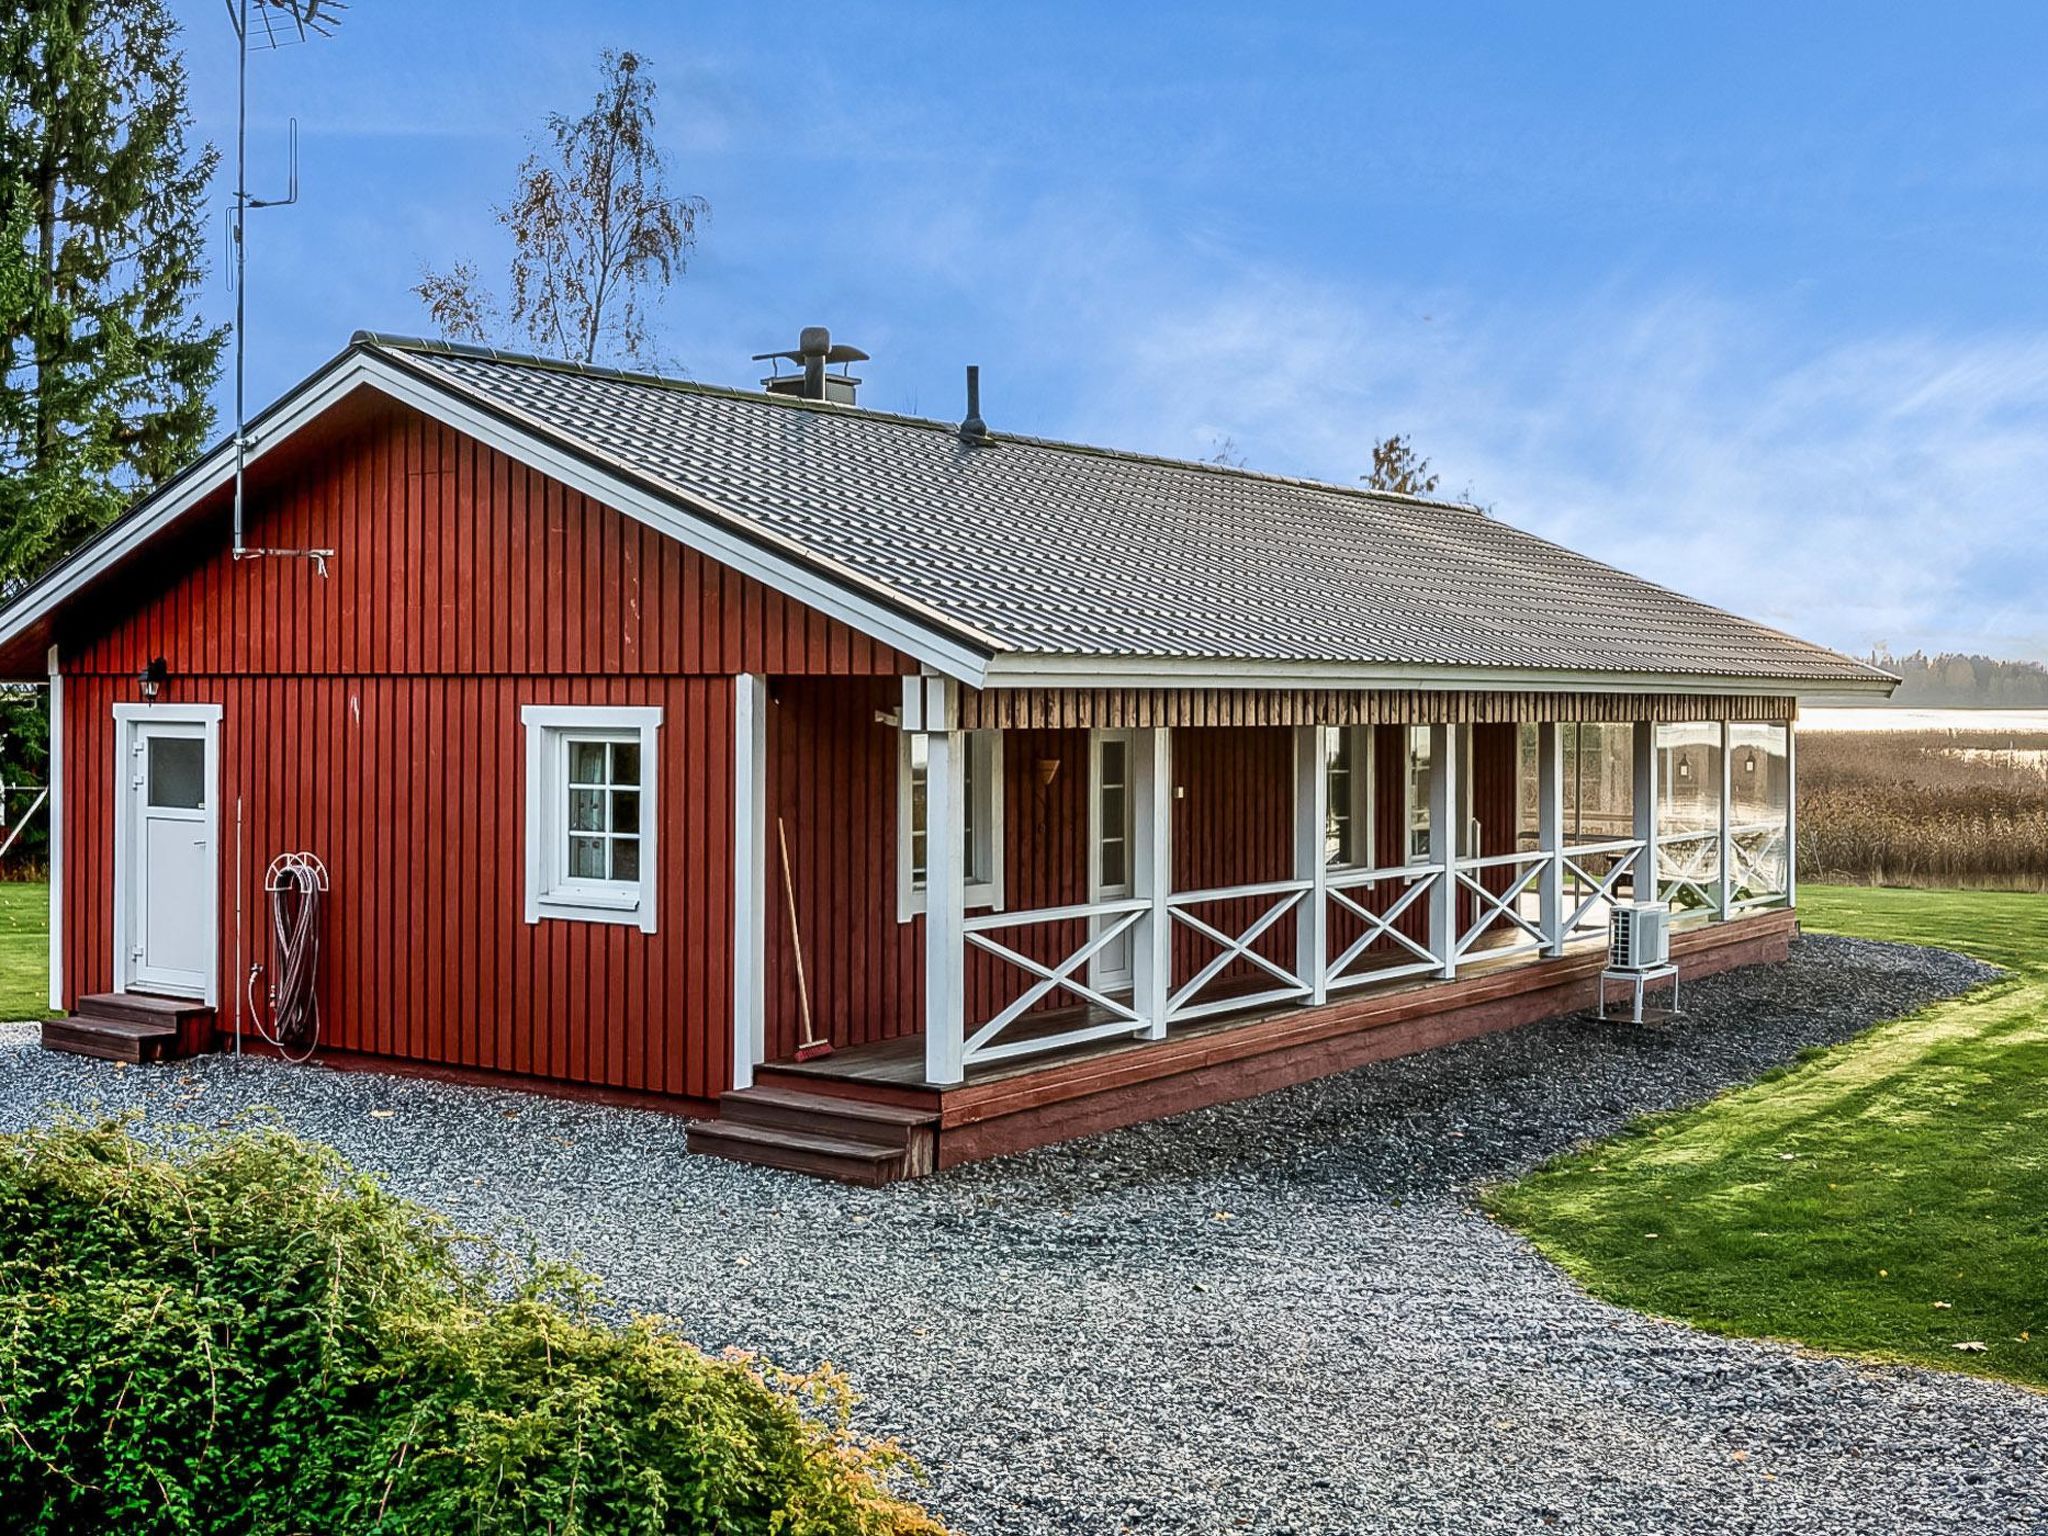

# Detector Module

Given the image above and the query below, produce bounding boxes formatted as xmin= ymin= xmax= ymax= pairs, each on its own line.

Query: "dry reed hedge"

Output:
xmin=1798 ymin=729 xmax=2048 ymax=891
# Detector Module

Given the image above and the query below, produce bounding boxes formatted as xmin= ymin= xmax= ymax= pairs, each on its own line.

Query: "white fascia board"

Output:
xmin=976 ymin=654 xmax=1893 ymax=699
xmin=0 ymin=352 xmax=382 ymax=652
xmin=0 ymin=347 xmax=996 ymax=688
xmin=360 ymin=354 xmax=996 ymax=685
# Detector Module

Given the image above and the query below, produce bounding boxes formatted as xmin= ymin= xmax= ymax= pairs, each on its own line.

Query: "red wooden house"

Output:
xmin=0 ymin=331 xmax=1892 ymax=1180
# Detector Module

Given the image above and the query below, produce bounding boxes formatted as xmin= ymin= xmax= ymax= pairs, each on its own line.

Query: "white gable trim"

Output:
xmin=363 ymin=351 xmax=1001 ymax=683
xmin=0 ymin=347 xmax=999 ymax=687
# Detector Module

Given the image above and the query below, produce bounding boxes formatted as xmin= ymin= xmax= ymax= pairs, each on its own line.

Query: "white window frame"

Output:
xmin=1403 ymin=724 xmax=1433 ymax=866
xmin=898 ymin=729 xmax=1004 ymax=921
xmin=1323 ymin=725 xmax=1376 ymax=870
xmin=522 ymin=704 xmax=662 ymax=932
xmin=1404 ymin=724 xmax=1476 ymax=864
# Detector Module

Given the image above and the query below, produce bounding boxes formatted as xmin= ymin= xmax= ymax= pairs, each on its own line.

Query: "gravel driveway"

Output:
xmin=5 ymin=933 xmax=2044 ymax=1534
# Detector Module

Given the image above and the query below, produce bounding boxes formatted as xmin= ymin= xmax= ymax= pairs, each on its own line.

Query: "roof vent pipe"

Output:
xmin=958 ymin=365 xmax=988 ymax=445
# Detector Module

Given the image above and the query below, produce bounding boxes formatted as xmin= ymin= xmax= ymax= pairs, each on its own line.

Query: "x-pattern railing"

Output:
xmin=1324 ymin=864 xmax=1441 ymax=989
xmin=1727 ymin=821 xmax=1789 ymax=906
xmin=961 ymin=897 xmax=1150 ymax=1066
xmin=1166 ymin=878 xmax=1311 ymax=1023
xmin=1454 ymin=849 xmax=1549 ymax=960
xmin=1656 ymin=828 xmax=1722 ymax=914
xmin=1559 ymin=838 xmax=1645 ymax=935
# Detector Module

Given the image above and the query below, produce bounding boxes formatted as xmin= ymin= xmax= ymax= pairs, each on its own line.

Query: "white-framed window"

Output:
xmin=522 ymin=704 xmax=661 ymax=931
xmin=898 ymin=730 xmax=1004 ymax=920
xmin=1323 ymin=726 xmax=1376 ymax=869
xmin=1404 ymin=725 xmax=1433 ymax=865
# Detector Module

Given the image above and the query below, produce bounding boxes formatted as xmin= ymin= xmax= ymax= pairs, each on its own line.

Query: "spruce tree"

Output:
xmin=0 ymin=0 xmax=224 ymax=593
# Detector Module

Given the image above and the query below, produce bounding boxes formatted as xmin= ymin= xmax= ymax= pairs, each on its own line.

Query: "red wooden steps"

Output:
xmin=42 ymin=993 xmax=215 ymax=1064
xmin=687 ymin=1085 xmax=937 ymax=1184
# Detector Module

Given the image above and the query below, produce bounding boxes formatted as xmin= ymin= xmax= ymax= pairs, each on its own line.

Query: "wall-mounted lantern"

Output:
xmin=137 ymin=657 xmax=170 ymax=700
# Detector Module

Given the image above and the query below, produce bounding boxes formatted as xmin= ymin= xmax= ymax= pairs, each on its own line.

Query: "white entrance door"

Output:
xmin=116 ymin=707 xmax=220 ymax=1001
xmin=1089 ymin=730 xmax=1136 ymax=994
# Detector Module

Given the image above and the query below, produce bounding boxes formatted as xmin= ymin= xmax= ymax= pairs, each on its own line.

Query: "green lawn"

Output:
xmin=0 ymin=882 xmax=49 ymax=1022
xmin=1487 ymin=885 xmax=2047 ymax=1387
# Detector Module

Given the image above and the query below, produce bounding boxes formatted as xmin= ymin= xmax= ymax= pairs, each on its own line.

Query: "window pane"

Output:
xmin=1326 ymin=805 xmax=1352 ymax=866
xmin=570 ymin=740 xmax=609 ymax=785
xmin=1101 ymin=835 xmax=1127 ymax=890
xmin=569 ymin=835 xmax=607 ymax=879
xmin=1101 ymin=739 xmax=1127 ymax=789
xmin=569 ymin=788 xmax=606 ymax=833
xmin=1102 ymin=783 xmax=1126 ymax=832
xmin=148 ymin=736 xmax=206 ymax=810
xmin=612 ymin=741 xmax=641 ymax=788
xmin=611 ymin=790 xmax=640 ymax=836
xmin=610 ymin=837 xmax=640 ymax=882
xmin=962 ymin=739 xmax=980 ymax=880
xmin=1407 ymin=727 xmax=1433 ymax=862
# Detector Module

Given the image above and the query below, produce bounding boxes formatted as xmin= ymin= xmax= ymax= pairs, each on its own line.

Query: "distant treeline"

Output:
xmin=1864 ymin=650 xmax=2048 ymax=707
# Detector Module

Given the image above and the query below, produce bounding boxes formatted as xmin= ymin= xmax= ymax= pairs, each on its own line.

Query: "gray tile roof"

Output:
xmin=372 ymin=336 xmax=1887 ymax=687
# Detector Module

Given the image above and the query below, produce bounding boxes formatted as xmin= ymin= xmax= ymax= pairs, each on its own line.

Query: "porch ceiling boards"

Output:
xmin=953 ymin=687 xmax=1799 ymax=731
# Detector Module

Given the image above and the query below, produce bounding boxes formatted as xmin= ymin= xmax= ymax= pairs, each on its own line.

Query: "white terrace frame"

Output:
xmin=908 ymin=694 xmax=1798 ymax=1087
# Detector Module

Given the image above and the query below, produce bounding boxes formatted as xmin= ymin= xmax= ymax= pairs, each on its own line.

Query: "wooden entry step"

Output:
xmin=686 ymin=1085 xmax=937 ymax=1185
xmin=42 ymin=993 xmax=215 ymax=1064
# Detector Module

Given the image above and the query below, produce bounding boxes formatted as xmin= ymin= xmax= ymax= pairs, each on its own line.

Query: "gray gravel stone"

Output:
xmin=3 ymin=933 xmax=2042 ymax=1534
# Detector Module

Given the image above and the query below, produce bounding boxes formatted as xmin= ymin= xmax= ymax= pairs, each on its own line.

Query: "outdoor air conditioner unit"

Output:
xmin=1608 ymin=902 xmax=1672 ymax=972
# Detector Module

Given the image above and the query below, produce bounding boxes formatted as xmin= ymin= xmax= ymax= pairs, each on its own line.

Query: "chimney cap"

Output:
xmin=755 ymin=325 xmax=867 ymax=404
xmin=751 ymin=326 xmax=870 ymax=367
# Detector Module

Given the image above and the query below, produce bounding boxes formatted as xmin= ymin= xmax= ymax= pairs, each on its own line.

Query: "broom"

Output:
xmin=777 ymin=816 xmax=833 ymax=1062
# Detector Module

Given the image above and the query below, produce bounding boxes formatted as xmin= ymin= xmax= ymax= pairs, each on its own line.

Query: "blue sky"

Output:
xmin=170 ymin=2 xmax=2048 ymax=662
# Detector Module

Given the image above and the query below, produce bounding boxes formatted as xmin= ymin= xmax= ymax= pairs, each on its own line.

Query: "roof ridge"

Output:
xmin=350 ymin=330 xmax=1490 ymax=518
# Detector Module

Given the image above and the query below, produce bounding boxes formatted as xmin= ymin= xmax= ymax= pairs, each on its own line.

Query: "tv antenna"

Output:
xmin=225 ymin=0 xmax=345 ymax=570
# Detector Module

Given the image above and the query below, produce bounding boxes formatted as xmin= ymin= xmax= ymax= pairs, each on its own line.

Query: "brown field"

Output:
xmin=1799 ymin=729 xmax=2048 ymax=891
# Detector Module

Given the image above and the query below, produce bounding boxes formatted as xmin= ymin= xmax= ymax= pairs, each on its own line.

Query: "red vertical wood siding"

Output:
xmin=58 ymin=396 xmax=1532 ymax=1095
xmin=59 ymin=400 xmax=907 ymax=1104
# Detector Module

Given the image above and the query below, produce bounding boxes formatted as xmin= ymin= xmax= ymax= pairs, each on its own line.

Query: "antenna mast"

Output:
xmin=226 ymin=0 xmax=343 ymax=569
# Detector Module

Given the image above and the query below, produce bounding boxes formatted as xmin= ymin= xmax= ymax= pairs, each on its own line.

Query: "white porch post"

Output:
xmin=1633 ymin=721 xmax=1660 ymax=905
xmin=1294 ymin=725 xmax=1330 ymax=1005
xmin=1427 ymin=720 xmax=1459 ymax=979
xmin=920 ymin=679 xmax=968 ymax=1086
xmin=1132 ymin=725 xmax=1173 ymax=1040
xmin=1537 ymin=720 xmax=1565 ymax=957
xmin=46 ymin=645 xmax=63 ymax=1013
xmin=730 ymin=674 xmax=768 ymax=1091
xmin=1784 ymin=720 xmax=1799 ymax=909
xmin=1717 ymin=719 xmax=1735 ymax=919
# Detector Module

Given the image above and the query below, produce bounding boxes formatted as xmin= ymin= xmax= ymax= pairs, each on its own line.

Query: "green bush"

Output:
xmin=0 ymin=1120 xmax=945 ymax=1535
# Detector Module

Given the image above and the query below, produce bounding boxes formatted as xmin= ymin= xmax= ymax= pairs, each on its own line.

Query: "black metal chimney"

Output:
xmin=958 ymin=365 xmax=988 ymax=445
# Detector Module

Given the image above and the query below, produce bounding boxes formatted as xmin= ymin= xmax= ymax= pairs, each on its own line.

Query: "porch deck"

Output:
xmin=748 ymin=907 xmax=1796 ymax=1168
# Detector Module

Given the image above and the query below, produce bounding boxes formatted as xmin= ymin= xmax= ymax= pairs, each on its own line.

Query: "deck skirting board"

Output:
xmin=931 ymin=909 xmax=1796 ymax=1167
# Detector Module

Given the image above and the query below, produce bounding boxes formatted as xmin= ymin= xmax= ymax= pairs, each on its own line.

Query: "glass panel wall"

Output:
xmin=1657 ymin=723 xmax=1723 ymax=910
xmin=1728 ymin=722 xmax=1791 ymax=901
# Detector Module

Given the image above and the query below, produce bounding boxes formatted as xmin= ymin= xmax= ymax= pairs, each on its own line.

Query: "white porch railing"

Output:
xmin=1726 ymin=820 xmax=1790 ymax=911
xmin=960 ymin=897 xmax=1150 ymax=1067
xmin=1559 ymin=837 xmax=1647 ymax=937
xmin=1165 ymin=878 xmax=1313 ymax=1023
xmin=1324 ymin=864 xmax=1441 ymax=990
xmin=1453 ymin=849 xmax=1550 ymax=962
xmin=1656 ymin=828 xmax=1723 ymax=914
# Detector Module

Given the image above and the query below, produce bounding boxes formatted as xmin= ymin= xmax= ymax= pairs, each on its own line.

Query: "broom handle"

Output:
xmin=776 ymin=816 xmax=818 ymax=1046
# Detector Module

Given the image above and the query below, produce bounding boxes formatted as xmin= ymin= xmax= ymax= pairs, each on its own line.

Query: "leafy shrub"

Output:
xmin=0 ymin=1119 xmax=945 ymax=1535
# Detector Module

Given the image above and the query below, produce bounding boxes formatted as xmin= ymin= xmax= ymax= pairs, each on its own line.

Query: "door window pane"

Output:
xmin=148 ymin=736 xmax=206 ymax=810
